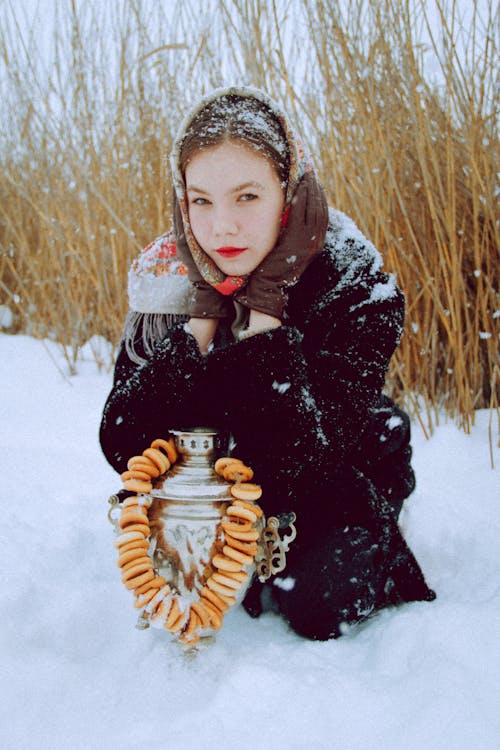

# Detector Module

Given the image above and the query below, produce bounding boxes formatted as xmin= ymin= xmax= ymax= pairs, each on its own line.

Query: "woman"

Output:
xmin=100 ymin=86 xmax=435 ymax=640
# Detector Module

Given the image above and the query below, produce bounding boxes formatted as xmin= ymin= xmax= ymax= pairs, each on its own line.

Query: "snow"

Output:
xmin=369 ymin=275 xmax=398 ymax=303
xmin=0 ymin=304 xmax=14 ymax=329
xmin=273 ymin=576 xmax=296 ymax=592
xmin=387 ymin=415 xmax=403 ymax=430
xmin=272 ymin=379 xmax=291 ymax=394
xmin=1 ymin=333 xmax=499 ymax=750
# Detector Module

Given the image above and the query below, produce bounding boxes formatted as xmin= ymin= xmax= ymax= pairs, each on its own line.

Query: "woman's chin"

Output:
xmin=216 ymin=260 xmax=257 ymax=276
xmin=213 ymin=251 xmax=272 ymax=277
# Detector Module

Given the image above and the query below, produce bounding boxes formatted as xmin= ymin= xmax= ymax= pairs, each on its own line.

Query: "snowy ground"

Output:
xmin=1 ymin=333 xmax=498 ymax=750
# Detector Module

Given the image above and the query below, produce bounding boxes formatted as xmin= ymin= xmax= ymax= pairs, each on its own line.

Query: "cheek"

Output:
xmin=265 ymin=202 xmax=285 ymax=244
xmin=188 ymin=210 xmax=207 ymax=245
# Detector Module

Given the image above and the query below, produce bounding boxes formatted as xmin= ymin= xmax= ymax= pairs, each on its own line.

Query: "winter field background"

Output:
xmin=1 ymin=0 xmax=497 ymax=420
xmin=1 ymin=0 xmax=499 ymax=748
xmin=1 ymin=334 xmax=498 ymax=750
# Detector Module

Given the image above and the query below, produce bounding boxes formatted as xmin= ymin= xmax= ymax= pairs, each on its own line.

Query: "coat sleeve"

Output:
xmin=99 ymin=322 xmax=207 ymax=474
xmin=302 ymin=268 xmax=406 ymax=467
xmin=204 ymin=263 xmax=405 ymax=517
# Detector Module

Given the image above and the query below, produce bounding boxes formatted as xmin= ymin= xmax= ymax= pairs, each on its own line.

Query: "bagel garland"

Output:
xmin=114 ymin=441 xmax=263 ymax=647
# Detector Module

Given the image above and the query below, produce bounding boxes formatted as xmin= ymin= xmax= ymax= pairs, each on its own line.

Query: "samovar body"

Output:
xmin=108 ymin=427 xmax=297 ymax=639
xmin=147 ymin=429 xmax=255 ymax=605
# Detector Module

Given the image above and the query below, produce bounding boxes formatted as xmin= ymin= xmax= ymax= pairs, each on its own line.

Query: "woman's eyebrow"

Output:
xmin=232 ymin=181 xmax=264 ymax=193
xmin=186 ymin=180 xmax=265 ymax=195
xmin=186 ymin=185 xmax=209 ymax=194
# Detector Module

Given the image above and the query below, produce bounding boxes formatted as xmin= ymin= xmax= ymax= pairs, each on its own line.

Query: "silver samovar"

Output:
xmin=147 ymin=428 xmax=255 ymax=604
xmin=108 ymin=427 xmax=296 ymax=637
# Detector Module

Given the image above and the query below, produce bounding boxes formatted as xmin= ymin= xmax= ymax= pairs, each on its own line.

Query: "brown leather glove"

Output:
xmin=235 ymin=171 xmax=329 ymax=319
xmin=173 ymin=193 xmax=231 ymax=319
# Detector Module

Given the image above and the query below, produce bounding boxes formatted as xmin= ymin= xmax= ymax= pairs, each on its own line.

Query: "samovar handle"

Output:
xmin=107 ymin=493 xmax=122 ymax=533
xmin=255 ymin=512 xmax=297 ymax=582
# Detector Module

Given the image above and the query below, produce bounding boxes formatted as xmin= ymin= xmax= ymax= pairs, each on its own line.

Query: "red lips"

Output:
xmin=215 ymin=246 xmax=247 ymax=258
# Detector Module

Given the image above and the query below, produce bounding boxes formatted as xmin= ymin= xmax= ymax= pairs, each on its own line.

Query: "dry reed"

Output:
xmin=0 ymin=0 xmax=498 ymax=444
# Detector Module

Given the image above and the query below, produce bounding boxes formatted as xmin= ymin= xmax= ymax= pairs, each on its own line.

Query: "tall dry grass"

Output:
xmin=0 ymin=0 xmax=498 ymax=443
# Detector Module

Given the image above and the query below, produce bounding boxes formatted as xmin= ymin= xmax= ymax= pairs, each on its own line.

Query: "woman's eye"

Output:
xmin=239 ymin=193 xmax=258 ymax=202
xmin=191 ymin=197 xmax=210 ymax=206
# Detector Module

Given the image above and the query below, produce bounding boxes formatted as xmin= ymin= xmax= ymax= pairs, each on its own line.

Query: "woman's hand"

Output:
xmin=188 ymin=317 xmax=218 ymax=353
xmin=234 ymin=171 xmax=329 ymax=320
xmin=241 ymin=310 xmax=281 ymax=338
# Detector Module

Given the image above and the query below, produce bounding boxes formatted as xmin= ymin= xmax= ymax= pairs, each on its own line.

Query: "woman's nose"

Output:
xmin=212 ymin=207 xmax=238 ymax=237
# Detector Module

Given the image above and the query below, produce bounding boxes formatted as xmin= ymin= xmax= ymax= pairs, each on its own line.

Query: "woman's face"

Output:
xmin=185 ymin=141 xmax=285 ymax=276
